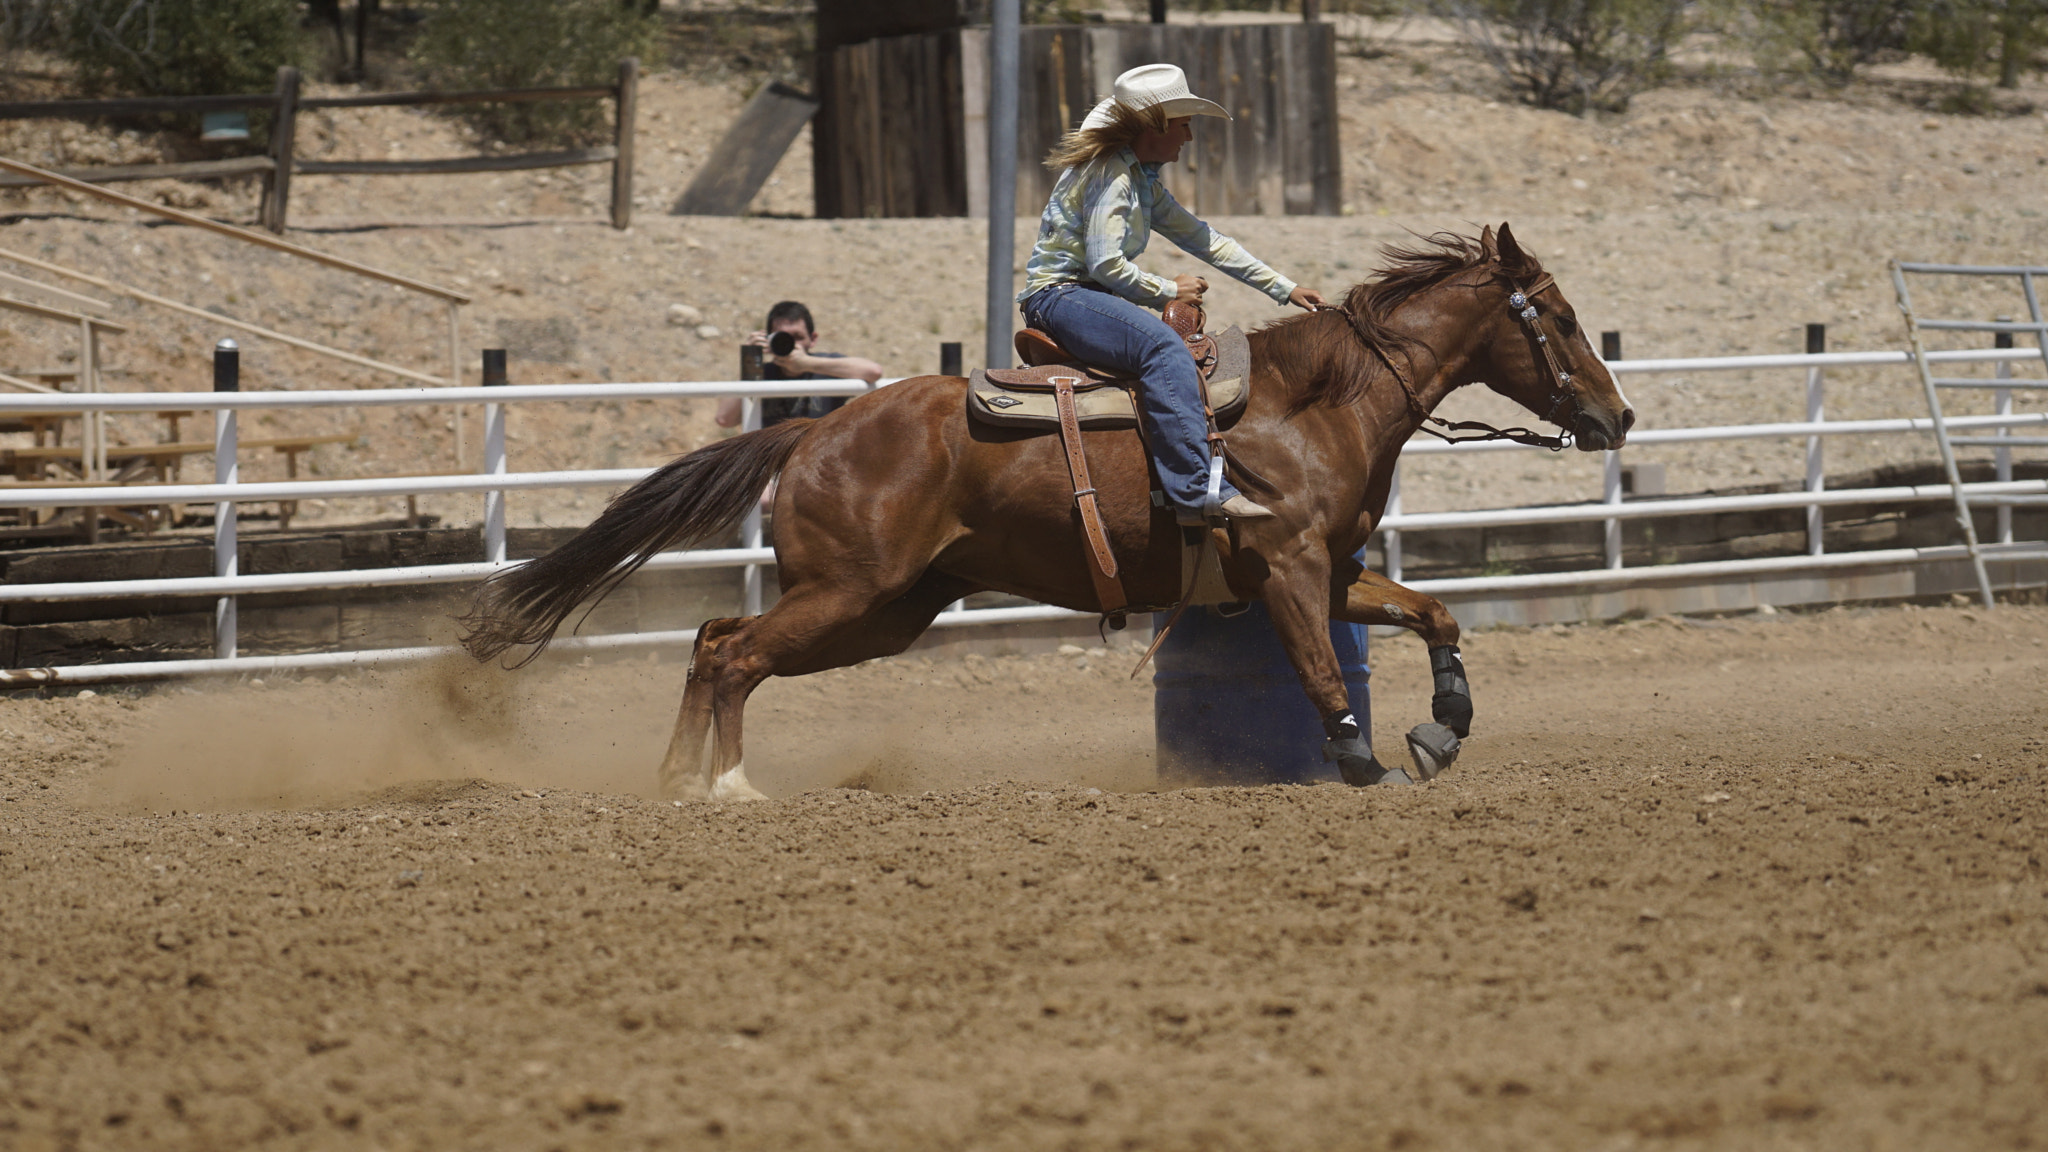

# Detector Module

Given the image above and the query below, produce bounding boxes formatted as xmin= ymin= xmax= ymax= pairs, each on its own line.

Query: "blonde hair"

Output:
xmin=1041 ymin=100 xmax=1169 ymax=172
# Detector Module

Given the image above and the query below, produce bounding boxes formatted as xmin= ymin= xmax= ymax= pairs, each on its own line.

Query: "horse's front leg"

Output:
xmin=1335 ymin=569 xmax=1469 ymax=781
xmin=1257 ymin=548 xmax=1410 ymax=787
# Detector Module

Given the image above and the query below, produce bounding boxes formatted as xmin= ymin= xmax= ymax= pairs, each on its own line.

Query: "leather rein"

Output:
xmin=1315 ymin=267 xmax=1579 ymax=452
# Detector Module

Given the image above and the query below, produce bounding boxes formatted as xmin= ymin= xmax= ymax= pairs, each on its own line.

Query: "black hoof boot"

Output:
xmin=1429 ymin=645 xmax=1473 ymax=739
xmin=1323 ymin=737 xmax=1414 ymax=786
xmin=1404 ymin=722 xmax=1461 ymax=782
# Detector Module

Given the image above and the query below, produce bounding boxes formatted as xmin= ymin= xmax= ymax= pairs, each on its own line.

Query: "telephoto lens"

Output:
xmin=768 ymin=330 xmax=797 ymax=357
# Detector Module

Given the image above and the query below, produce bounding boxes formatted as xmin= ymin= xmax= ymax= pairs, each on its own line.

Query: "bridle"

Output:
xmin=1316 ymin=264 xmax=1580 ymax=451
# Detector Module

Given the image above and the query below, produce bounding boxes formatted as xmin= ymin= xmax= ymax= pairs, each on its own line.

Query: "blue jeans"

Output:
xmin=1020 ymin=282 xmax=1235 ymax=519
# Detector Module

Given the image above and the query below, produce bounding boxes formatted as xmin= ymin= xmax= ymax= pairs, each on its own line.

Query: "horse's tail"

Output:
xmin=459 ymin=418 xmax=816 ymax=665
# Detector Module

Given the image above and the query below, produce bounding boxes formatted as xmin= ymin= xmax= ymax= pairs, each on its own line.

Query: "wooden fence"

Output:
xmin=0 ymin=60 xmax=640 ymax=233
xmin=816 ymin=22 xmax=1340 ymax=219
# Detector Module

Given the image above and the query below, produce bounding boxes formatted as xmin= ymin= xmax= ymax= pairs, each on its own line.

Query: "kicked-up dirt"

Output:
xmin=2 ymin=600 xmax=2046 ymax=1150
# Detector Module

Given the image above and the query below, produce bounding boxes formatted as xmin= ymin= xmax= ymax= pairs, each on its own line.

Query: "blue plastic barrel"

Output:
xmin=1152 ymin=601 xmax=1371 ymax=786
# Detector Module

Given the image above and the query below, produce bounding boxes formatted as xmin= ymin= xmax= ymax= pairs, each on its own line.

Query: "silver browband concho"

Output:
xmin=1508 ymin=292 xmax=1527 ymax=308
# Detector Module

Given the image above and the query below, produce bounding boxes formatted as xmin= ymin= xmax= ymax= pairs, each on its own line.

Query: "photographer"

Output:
xmin=714 ymin=301 xmax=885 ymax=430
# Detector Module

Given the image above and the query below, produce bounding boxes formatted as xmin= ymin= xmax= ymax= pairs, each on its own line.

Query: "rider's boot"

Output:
xmin=1219 ymin=494 xmax=1275 ymax=519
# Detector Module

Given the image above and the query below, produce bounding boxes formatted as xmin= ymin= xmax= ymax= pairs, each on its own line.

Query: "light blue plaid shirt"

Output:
xmin=1019 ymin=147 xmax=1296 ymax=309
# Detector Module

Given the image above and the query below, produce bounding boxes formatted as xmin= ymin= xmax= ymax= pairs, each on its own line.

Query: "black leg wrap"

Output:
xmin=1428 ymin=644 xmax=1473 ymax=739
xmin=1323 ymin=736 xmax=1413 ymax=787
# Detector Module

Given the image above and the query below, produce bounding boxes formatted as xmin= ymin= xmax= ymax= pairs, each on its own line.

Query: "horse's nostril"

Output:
xmin=1621 ymin=409 xmax=1637 ymax=434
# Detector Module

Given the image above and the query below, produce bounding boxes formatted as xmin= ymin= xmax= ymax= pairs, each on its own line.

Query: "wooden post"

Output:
xmin=1150 ymin=0 xmax=1166 ymax=23
xmin=264 ymin=66 xmax=300 ymax=234
xmin=1601 ymin=330 xmax=1621 ymax=361
xmin=611 ymin=57 xmax=638 ymax=230
xmin=1302 ymin=0 xmax=1320 ymax=20
xmin=940 ymin=341 xmax=962 ymax=377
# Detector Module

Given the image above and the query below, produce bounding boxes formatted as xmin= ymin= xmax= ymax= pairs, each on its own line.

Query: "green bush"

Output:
xmin=1909 ymin=0 xmax=2048 ymax=91
xmin=1427 ymin=0 xmax=1692 ymax=114
xmin=59 ymin=0 xmax=306 ymax=95
xmin=409 ymin=0 xmax=660 ymax=145
xmin=1741 ymin=0 xmax=1915 ymax=85
xmin=1 ymin=0 xmax=67 ymax=55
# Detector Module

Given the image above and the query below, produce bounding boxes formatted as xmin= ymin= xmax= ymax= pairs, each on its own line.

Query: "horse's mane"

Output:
xmin=1262 ymin=230 xmax=1522 ymax=413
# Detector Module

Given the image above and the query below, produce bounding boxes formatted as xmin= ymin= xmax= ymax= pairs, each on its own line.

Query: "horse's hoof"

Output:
xmin=709 ymin=764 xmax=771 ymax=803
xmin=1323 ymin=738 xmax=1412 ymax=786
xmin=1405 ymin=722 xmax=1461 ymax=782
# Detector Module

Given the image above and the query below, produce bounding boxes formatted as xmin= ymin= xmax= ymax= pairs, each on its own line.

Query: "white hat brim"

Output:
xmin=1079 ymin=94 xmax=1231 ymax=131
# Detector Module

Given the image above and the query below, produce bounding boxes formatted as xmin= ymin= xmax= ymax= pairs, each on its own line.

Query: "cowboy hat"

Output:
xmin=1079 ymin=63 xmax=1230 ymax=130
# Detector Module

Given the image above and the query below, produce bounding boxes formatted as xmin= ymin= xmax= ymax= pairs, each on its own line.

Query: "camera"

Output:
xmin=768 ymin=330 xmax=797 ymax=357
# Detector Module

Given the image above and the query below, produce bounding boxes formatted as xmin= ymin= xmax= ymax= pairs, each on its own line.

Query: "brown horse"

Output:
xmin=460 ymin=223 xmax=1633 ymax=800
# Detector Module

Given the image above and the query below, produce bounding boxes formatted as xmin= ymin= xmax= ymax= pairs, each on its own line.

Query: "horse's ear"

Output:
xmin=1478 ymin=224 xmax=1498 ymax=261
xmin=1495 ymin=222 xmax=1534 ymax=274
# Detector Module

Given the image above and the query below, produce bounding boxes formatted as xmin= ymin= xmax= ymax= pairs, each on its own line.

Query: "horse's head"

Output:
xmin=1474 ymin=223 xmax=1633 ymax=451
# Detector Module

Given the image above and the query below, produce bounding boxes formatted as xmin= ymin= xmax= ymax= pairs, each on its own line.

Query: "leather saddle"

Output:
xmin=958 ymin=300 xmax=1251 ymax=632
xmin=965 ymin=301 xmax=1250 ymax=431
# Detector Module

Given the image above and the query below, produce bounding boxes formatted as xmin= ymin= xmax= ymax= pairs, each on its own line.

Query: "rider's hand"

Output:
xmin=1172 ymin=274 xmax=1208 ymax=306
xmin=743 ymin=330 xmax=769 ymax=348
xmin=1288 ymin=286 xmax=1328 ymax=310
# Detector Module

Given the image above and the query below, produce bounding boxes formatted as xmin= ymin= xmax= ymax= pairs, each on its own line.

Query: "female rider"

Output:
xmin=1017 ymin=63 xmax=1326 ymax=524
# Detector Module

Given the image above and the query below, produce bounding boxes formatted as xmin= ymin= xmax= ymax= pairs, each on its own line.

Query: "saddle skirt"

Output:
xmin=965 ymin=322 xmax=1250 ymax=431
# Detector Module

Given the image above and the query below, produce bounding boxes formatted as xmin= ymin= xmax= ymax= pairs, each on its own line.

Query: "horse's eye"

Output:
xmin=1555 ymin=314 xmax=1578 ymax=338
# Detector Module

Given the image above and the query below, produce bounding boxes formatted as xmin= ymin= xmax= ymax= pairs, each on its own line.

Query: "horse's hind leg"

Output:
xmin=1334 ymin=568 xmax=1470 ymax=780
xmin=682 ymin=572 xmax=973 ymax=802
xmin=657 ymin=616 xmax=745 ymax=801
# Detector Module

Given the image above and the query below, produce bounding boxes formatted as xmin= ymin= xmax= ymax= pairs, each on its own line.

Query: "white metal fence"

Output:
xmin=0 ymin=341 xmax=2043 ymax=684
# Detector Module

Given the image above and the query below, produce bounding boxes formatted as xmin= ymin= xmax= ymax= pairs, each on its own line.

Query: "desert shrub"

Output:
xmin=1425 ymin=0 xmax=1692 ymax=114
xmin=1909 ymin=0 xmax=2048 ymax=91
xmin=1740 ymin=0 xmax=1915 ymax=85
xmin=58 ymin=0 xmax=307 ymax=95
xmin=408 ymin=0 xmax=660 ymax=145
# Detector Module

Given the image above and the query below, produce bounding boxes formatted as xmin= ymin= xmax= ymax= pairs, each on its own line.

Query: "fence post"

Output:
xmin=78 ymin=316 xmax=101 ymax=543
xmin=263 ymin=66 xmax=300 ymax=234
xmin=1805 ymin=323 xmax=1825 ymax=556
xmin=1601 ymin=329 xmax=1623 ymax=569
xmin=1383 ymin=462 xmax=1402 ymax=583
xmin=739 ymin=343 xmax=764 ymax=616
xmin=940 ymin=341 xmax=962 ymax=377
xmin=213 ymin=340 xmax=240 ymax=659
xmin=1994 ymin=318 xmax=2014 ymax=544
xmin=481 ymin=348 xmax=508 ymax=565
xmin=611 ymin=57 xmax=639 ymax=231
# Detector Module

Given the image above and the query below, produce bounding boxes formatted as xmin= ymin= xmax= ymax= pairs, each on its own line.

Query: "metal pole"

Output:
xmin=481 ymin=348 xmax=508 ymax=564
xmin=1994 ymin=320 xmax=2013 ymax=544
xmin=213 ymin=339 xmax=240 ymax=660
xmin=985 ymin=0 xmax=1020 ymax=372
xmin=739 ymin=344 xmax=764 ymax=617
xmin=1805 ymin=323 xmax=1825 ymax=556
xmin=1603 ymin=451 xmax=1623 ymax=569
xmin=1384 ymin=462 xmax=1402 ymax=583
xmin=1601 ymin=328 xmax=1623 ymax=570
xmin=1892 ymin=261 xmax=1995 ymax=608
xmin=940 ymin=341 xmax=963 ymax=378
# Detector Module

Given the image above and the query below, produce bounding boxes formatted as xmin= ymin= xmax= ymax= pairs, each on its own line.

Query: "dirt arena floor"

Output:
xmin=3 ymin=601 xmax=2045 ymax=1150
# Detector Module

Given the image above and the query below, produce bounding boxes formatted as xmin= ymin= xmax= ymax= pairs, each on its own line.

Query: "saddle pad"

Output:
xmin=967 ymin=325 xmax=1250 ymax=431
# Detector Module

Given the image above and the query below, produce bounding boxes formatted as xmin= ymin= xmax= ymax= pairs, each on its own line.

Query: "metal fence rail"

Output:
xmin=1 ymin=342 xmax=2043 ymax=683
